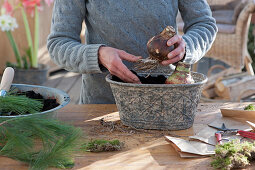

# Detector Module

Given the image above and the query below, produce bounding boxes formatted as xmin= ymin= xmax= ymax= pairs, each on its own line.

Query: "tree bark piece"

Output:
xmin=203 ymin=68 xmax=240 ymax=91
xmin=214 ymin=74 xmax=255 ymax=101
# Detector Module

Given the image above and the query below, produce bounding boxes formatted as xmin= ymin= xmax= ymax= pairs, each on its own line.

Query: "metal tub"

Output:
xmin=106 ymin=72 xmax=207 ymax=130
xmin=0 ymin=84 xmax=70 ymax=121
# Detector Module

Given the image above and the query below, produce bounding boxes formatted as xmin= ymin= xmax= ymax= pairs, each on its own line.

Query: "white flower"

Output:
xmin=0 ymin=14 xmax=18 ymax=32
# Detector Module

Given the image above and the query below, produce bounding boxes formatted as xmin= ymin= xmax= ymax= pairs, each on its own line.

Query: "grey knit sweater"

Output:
xmin=47 ymin=0 xmax=217 ymax=104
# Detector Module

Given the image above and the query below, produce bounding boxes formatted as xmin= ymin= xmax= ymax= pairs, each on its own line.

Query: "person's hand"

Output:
xmin=98 ymin=46 xmax=142 ymax=84
xmin=161 ymin=35 xmax=186 ymax=65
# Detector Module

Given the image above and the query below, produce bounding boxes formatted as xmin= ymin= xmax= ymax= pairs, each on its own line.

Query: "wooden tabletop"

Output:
xmin=0 ymin=103 xmax=253 ymax=170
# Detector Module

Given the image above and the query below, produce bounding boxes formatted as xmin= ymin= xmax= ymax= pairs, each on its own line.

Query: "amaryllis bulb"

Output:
xmin=165 ymin=62 xmax=194 ymax=84
xmin=147 ymin=26 xmax=176 ymax=62
xmin=134 ymin=26 xmax=177 ymax=71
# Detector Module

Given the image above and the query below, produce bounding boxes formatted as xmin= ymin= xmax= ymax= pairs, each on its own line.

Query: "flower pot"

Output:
xmin=13 ymin=64 xmax=49 ymax=85
xmin=0 ymin=84 xmax=70 ymax=121
xmin=106 ymin=72 xmax=207 ymax=130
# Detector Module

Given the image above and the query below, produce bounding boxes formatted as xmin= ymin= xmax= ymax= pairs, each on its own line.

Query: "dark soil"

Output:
xmin=19 ymin=90 xmax=60 ymax=112
xmin=112 ymin=70 xmax=167 ymax=84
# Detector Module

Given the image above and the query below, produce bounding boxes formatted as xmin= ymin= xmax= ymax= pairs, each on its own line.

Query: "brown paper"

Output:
xmin=165 ymin=136 xmax=215 ymax=157
xmin=189 ymin=117 xmax=251 ymax=145
xmin=221 ymin=109 xmax=255 ymax=122
xmin=166 ymin=109 xmax=255 ymax=157
xmin=247 ymin=121 xmax=255 ymax=130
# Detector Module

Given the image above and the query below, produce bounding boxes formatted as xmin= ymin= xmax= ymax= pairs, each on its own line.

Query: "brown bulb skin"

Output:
xmin=147 ymin=26 xmax=176 ymax=62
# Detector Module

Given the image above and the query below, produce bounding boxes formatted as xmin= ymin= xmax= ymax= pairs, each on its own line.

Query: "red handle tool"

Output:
xmin=215 ymin=132 xmax=222 ymax=145
xmin=209 ymin=123 xmax=255 ymax=145
xmin=238 ymin=130 xmax=255 ymax=140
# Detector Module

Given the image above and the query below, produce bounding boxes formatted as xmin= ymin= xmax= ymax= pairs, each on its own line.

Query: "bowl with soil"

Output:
xmin=0 ymin=84 xmax=70 ymax=121
xmin=105 ymin=64 xmax=207 ymax=130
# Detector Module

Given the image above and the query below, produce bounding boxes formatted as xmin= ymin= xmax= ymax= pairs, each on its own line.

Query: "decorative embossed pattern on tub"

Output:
xmin=106 ymin=72 xmax=207 ymax=130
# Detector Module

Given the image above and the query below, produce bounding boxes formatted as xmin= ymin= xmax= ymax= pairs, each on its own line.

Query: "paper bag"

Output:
xmin=189 ymin=117 xmax=251 ymax=145
xmin=165 ymin=136 xmax=215 ymax=158
xmin=221 ymin=109 xmax=255 ymax=122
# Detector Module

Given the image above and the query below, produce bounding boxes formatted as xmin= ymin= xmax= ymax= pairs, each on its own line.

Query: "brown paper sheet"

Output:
xmin=221 ymin=109 xmax=255 ymax=122
xmin=165 ymin=107 xmax=255 ymax=157
xmin=189 ymin=117 xmax=251 ymax=146
xmin=165 ymin=136 xmax=215 ymax=157
xmin=247 ymin=121 xmax=255 ymax=130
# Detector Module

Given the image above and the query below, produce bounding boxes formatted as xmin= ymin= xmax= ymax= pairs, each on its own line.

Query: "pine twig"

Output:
xmin=0 ymin=116 xmax=83 ymax=170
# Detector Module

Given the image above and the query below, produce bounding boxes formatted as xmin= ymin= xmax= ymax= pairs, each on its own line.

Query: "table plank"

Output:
xmin=0 ymin=103 xmax=253 ymax=170
xmin=56 ymin=103 xmax=222 ymax=170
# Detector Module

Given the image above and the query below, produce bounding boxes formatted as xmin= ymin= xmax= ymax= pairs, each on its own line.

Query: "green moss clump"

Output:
xmin=211 ymin=140 xmax=255 ymax=170
xmin=81 ymin=139 xmax=124 ymax=152
xmin=244 ymin=104 xmax=255 ymax=111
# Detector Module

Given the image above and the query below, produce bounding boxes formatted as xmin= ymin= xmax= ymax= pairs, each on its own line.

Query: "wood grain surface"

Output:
xmin=0 ymin=103 xmax=254 ymax=170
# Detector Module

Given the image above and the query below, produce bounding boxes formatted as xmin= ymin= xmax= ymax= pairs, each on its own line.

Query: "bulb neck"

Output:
xmin=175 ymin=62 xmax=191 ymax=72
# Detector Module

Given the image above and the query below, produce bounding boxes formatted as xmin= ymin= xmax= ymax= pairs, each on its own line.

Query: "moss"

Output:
xmin=81 ymin=139 xmax=124 ymax=152
xmin=211 ymin=140 xmax=255 ymax=170
xmin=244 ymin=104 xmax=255 ymax=111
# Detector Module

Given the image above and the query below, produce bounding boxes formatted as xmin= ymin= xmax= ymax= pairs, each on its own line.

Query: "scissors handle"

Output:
xmin=238 ymin=130 xmax=255 ymax=140
xmin=215 ymin=132 xmax=222 ymax=145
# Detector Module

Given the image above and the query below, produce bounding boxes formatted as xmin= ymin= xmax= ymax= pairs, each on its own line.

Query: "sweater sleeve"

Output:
xmin=47 ymin=0 xmax=104 ymax=74
xmin=178 ymin=0 xmax=218 ymax=64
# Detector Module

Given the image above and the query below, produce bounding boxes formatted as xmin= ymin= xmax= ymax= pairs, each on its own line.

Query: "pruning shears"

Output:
xmin=208 ymin=123 xmax=255 ymax=145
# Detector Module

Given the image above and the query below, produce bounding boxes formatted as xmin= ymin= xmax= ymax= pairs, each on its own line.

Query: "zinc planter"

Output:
xmin=13 ymin=64 xmax=49 ymax=85
xmin=0 ymin=84 xmax=70 ymax=121
xmin=106 ymin=72 xmax=207 ymax=130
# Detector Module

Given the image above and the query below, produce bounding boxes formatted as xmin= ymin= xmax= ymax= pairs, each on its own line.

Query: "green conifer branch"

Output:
xmin=0 ymin=117 xmax=83 ymax=169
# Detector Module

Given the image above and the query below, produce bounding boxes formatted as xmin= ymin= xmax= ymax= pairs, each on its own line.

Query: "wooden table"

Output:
xmin=0 ymin=103 xmax=253 ymax=170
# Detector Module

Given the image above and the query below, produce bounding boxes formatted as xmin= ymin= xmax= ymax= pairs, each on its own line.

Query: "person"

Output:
xmin=47 ymin=0 xmax=217 ymax=104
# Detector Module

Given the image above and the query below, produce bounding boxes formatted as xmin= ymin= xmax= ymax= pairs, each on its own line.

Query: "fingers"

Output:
xmin=161 ymin=35 xmax=185 ymax=65
xmin=118 ymin=50 xmax=142 ymax=62
xmin=98 ymin=47 xmax=141 ymax=83
xmin=161 ymin=54 xmax=184 ymax=65
xmin=167 ymin=41 xmax=185 ymax=59
xmin=110 ymin=61 xmax=141 ymax=84
xmin=167 ymin=35 xmax=182 ymax=47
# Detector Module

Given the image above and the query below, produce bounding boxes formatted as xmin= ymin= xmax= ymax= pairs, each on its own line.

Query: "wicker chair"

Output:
xmin=178 ymin=0 xmax=255 ymax=75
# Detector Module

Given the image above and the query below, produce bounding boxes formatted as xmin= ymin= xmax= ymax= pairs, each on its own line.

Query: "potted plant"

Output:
xmin=0 ymin=0 xmax=54 ymax=85
xmin=106 ymin=26 xmax=208 ymax=130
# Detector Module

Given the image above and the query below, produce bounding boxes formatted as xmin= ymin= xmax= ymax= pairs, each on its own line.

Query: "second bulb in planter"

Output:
xmin=13 ymin=64 xmax=49 ymax=85
xmin=165 ymin=62 xmax=194 ymax=84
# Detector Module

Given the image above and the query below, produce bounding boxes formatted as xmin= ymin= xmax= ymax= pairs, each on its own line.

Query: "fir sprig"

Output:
xmin=0 ymin=95 xmax=43 ymax=115
xmin=0 ymin=116 xmax=83 ymax=169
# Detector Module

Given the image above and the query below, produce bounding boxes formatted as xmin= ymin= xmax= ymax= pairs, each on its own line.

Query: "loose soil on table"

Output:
xmin=87 ymin=115 xmax=190 ymax=150
xmin=112 ymin=70 xmax=167 ymax=84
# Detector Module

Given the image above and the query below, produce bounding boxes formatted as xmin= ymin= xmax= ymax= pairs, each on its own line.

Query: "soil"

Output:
xmin=2 ymin=90 xmax=60 ymax=116
xmin=23 ymin=90 xmax=60 ymax=112
xmin=86 ymin=116 xmax=190 ymax=151
xmin=112 ymin=70 xmax=167 ymax=84
xmin=98 ymin=118 xmax=185 ymax=138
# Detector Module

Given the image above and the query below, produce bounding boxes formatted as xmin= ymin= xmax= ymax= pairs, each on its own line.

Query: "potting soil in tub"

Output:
xmin=112 ymin=70 xmax=167 ymax=84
